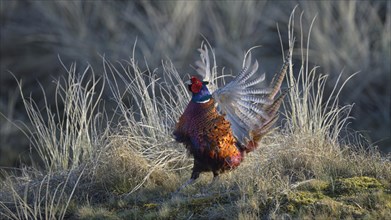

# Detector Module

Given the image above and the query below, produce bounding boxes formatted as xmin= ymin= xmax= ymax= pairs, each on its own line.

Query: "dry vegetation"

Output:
xmin=1 ymin=1 xmax=390 ymax=220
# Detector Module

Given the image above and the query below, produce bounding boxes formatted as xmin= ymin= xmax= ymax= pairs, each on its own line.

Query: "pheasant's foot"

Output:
xmin=200 ymin=176 xmax=220 ymax=194
xmin=173 ymin=178 xmax=195 ymax=195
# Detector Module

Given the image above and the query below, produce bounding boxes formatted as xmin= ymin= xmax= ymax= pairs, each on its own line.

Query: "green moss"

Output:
xmin=331 ymin=176 xmax=384 ymax=195
xmin=289 ymin=191 xmax=325 ymax=205
xmin=281 ymin=177 xmax=389 ymax=218
xmin=143 ymin=203 xmax=158 ymax=210
xmin=283 ymin=190 xmax=325 ymax=214
xmin=283 ymin=190 xmax=367 ymax=218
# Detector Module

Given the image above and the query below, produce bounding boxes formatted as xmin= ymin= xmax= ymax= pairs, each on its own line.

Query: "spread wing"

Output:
xmin=196 ymin=45 xmax=291 ymax=149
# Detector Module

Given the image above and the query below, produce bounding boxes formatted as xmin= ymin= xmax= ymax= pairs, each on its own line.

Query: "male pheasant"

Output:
xmin=174 ymin=43 xmax=291 ymax=190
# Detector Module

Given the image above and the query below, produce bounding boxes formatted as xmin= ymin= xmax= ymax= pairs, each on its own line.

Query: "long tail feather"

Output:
xmin=243 ymin=60 xmax=290 ymax=153
xmin=269 ymin=51 xmax=291 ymax=100
xmin=266 ymin=89 xmax=289 ymax=117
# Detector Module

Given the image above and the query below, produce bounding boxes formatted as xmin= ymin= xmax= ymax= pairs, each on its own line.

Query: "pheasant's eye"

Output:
xmin=190 ymin=76 xmax=203 ymax=93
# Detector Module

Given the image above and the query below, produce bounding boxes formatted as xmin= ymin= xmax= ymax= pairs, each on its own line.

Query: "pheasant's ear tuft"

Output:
xmin=190 ymin=76 xmax=203 ymax=93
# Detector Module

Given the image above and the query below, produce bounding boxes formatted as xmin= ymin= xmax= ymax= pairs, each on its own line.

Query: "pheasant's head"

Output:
xmin=187 ymin=76 xmax=211 ymax=103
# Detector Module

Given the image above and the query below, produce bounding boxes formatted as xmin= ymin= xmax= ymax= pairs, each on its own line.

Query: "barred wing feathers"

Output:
xmin=212 ymin=51 xmax=290 ymax=152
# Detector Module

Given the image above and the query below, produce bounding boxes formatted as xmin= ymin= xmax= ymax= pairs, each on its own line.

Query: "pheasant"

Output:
xmin=173 ymin=43 xmax=291 ymax=190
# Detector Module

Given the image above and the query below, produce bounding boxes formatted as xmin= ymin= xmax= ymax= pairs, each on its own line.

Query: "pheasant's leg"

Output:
xmin=175 ymin=178 xmax=195 ymax=193
xmin=175 ymin=170 xmax=200 ymax=193
xmin=209 ymin=171 xmax=220 ymax=187
xmin=200 ymin=172 xmax=220 ymax=194
xmin=208 ymin=172 xmax=220 ymax=188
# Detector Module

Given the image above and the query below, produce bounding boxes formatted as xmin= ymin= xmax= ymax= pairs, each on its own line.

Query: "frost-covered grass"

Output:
xmin=1 ymin=4 xmax=390 ymax=220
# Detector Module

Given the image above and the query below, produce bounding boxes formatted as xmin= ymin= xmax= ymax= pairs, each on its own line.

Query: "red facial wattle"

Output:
xmin=190 ymin=76 xmax=203 ymax=93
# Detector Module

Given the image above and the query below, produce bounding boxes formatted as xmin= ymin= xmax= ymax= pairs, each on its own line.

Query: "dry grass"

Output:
xmin=1 ymin=4 xmax=390 ymax=220
xmin=12 ymin=63 xmax=107 ymax=171
xmin=1 ymin=2 xmax=389 ymax=167
xmin=294 ymin=1 xmax=391 ymax=148
xmin=0 ymin=169 xmax=84 ymax=220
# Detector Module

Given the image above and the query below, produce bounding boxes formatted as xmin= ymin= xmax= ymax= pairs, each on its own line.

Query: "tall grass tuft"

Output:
xmin=283 ymin=9 xmax=358 ymax=145
xmin=1 ymin=61 xmax=109 ymax=219
xmin=93 ymin=48 xmax=195 ymax=194
xmin=103 ymin=56 xmax=189 ymax=167
xmin=14 ymin=61 xmax=106 ymax=171
xmin=290 ymin=1 xmax=391 ymax=148
xmin=0 ymin=169 xmax=84 ymax=220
